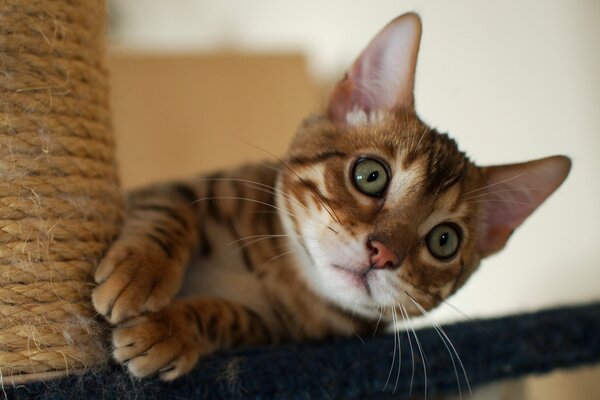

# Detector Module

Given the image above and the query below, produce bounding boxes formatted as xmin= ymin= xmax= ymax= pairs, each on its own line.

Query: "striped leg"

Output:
xmin=112 ymin=297 xmax=273 ymax=381
xmin=92 ymin=182 xmax=201 ymax=324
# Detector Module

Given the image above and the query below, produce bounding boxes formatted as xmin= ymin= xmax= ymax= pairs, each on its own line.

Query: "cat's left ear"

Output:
xmin=476 ymin=155 xmax=571 ymax=257
xmin=327 ymin=13 xmax=422 ymax=125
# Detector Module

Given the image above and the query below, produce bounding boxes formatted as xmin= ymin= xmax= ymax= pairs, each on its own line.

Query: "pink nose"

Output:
xmin=368 ymin=240 xmax=401 ymax=270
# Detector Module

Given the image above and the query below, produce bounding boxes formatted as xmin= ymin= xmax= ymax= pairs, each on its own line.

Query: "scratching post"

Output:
xmin=0 ymin=0 xmax=122 ymax=383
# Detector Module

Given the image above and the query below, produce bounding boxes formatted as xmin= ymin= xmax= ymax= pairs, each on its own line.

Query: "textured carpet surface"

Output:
xmin=6 ymin=302 xmax=600 ymax=399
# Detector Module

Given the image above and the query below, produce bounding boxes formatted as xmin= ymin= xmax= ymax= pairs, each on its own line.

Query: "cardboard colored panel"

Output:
xmin=108 ymin=53 xmax=321 ymax=188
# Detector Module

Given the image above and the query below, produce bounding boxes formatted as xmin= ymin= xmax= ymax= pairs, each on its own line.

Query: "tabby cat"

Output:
xmin=92 ymin=13 xmax=570 ymax=381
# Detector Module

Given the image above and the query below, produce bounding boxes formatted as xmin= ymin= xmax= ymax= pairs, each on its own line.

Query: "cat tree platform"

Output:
xmin=6 ymin=302 xmax=600 ymax=399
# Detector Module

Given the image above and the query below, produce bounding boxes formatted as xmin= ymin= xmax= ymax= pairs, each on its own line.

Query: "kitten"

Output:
xmin=92 ymin=13 xmax=570 ymax=381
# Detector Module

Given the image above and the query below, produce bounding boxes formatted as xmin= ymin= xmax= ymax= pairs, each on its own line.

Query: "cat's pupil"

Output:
xmin=439 ymin=232 xmax=449 ymax=247
xmin=367 ymin=171 xmax=379 ymax=182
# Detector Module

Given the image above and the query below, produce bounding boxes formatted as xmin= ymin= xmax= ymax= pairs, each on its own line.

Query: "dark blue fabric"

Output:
xmin=7 ymin=302 xmax=600 ymax=399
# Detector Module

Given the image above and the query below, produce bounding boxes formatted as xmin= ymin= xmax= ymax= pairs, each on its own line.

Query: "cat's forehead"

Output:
xmin=290 ymin=112 xmax=471 ymax=196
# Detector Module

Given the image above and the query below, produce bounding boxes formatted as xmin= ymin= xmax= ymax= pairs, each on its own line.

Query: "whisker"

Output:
xmin=196 ymin=179 xmax=334 ymax=233
xmin=227 ymin=234 xmax=290 ymax=246
xmin=198 ymin=177 xmax=318 ymax=220
xmin=413 ymin=302 xmax=462 ymax=400
xmin=407 ymin=293 xmax=472 ymax=399
xmin=258 ymin=249 xmax=297 ymax=268
xmin=383 ymin=304 xmax=397 ymax=391
xmin=237 ymin=138 xmax=343 ymax=226
xmin=464 ymin=187 xmax=547 ymax=202
xmin=372 ymin=305 xmax=385 ymax=337
xmin=465 ymin=198 xmax=533 ymax=206
xmin=464 ymin=171 xmax=529 ymax=195
xmin=348 ymin=296 xmax=366 ymax=345
xmin=392 ymin=305 xmax=402 ymax=394
xmin=409 ymin=285 xmax=493 ymax=337
xmin=250 ymin=210 xmax=323 ymax=232
xmin=191 ymin=196 xmax=310 ymax=226
xmin=399 ymin=303 xmax=416 ymax=397
xmin=414 ymin=126 xmax=430 ymax=153
xmin=400 ymin=304 xmax=427 ymax=399
xmin=352 ymin=329 xmax=366 ymax=345
xmin=230 ymin=236 xmax=292 ymax=253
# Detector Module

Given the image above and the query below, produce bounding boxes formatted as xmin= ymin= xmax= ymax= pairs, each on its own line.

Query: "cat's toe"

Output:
xmin=92 ymin=268 xmax=149 ymax=324
xmin=112 ymin=316 xmax=153 ymax=362
xmin=112 ymin=304 xmax=204 ymax=380
xmin=92 ymin=240 xmax=183 ymax=324
xmin=91 ymin=265 xmax=132 ymax=323
xmin=127 ymin=342 xmax=201 ymax=380
xmin=158 ymin=351 xmax=201 ymax=381
xmin=94 ymin=245 xmax=130 ymax=284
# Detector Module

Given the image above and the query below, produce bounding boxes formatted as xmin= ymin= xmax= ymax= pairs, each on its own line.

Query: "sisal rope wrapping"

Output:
xmin=0 ymin=0 xmax=123 ymax=382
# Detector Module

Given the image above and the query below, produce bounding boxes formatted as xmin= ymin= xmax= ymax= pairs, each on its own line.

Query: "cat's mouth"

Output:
xmin=331 ymin=264 xmax=375 ymax=296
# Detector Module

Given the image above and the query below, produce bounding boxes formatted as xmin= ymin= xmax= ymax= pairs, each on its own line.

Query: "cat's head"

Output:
xmin=277 ymin=13 xmax=570 ymax=319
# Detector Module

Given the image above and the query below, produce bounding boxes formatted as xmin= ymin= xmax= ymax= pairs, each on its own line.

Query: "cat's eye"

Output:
xmin=426 ymin=223 xmax=461 ymax=260
xmin=352 ymin=158 xmax=389 ymax=197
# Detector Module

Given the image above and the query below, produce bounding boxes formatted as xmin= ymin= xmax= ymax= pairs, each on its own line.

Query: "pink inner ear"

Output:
xmin=476 ymin=156 xmax=571 ymax=257
xmin=327 ymin=13 xmax=422 ymax=124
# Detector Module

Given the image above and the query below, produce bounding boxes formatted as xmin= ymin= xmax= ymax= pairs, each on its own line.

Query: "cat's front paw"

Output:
xmin=112 ymin=302 xmax=209 ymax=381
xmin=92 ymin=236 xmax=184 ymax=324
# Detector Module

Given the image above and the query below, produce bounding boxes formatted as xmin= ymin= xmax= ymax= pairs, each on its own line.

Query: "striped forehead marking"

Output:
xmin=385 ymin=152 xmax=427 ymax=209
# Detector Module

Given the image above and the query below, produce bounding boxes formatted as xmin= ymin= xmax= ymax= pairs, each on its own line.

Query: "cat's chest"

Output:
xmin=178 ymin=218 xmax=270 ymax=313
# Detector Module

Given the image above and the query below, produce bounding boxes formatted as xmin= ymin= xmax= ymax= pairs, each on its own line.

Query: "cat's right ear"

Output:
xmin=327 ymin=13 xmax=422 ymax=125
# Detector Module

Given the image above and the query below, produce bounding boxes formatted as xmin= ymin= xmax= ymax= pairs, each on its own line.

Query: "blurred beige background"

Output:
xmin=107 ymin=1 xmax=600 ymax=398
xmin=108 ymin=53 xmax=321 ymax=188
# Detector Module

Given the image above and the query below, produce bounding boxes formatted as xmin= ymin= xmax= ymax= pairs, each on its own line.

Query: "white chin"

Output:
xmin=315 ymin=265 xmax=381 ymax=317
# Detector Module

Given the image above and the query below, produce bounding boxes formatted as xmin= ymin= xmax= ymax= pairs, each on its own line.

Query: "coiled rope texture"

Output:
xmin=0 ymin=0 xmax=123 ymax=383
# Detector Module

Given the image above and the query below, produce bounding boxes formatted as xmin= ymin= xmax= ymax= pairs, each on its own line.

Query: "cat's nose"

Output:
xmin=368 ymin=239 xmax=401 ymax=270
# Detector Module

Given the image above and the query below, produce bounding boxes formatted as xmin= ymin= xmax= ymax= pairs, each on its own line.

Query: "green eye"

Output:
xmin=426 ymin=223 xmax=461 ymax=260
xmin=352 ymin=158 xmax=389 ymax=197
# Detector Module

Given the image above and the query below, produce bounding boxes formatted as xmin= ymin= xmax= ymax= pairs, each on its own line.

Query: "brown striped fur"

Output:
xmin=92 ymin=13 xmax=570 ymax=380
